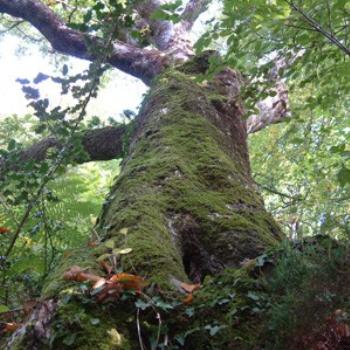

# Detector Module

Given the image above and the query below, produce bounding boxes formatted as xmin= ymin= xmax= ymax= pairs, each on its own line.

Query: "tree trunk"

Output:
xmin=6 ymin=64 xmax=281 ymax=349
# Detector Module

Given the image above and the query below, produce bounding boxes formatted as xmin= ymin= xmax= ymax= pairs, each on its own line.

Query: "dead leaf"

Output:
xmin=0 ymin=322 xmax=21 ymax=334
xmin=63 ymin=266 xmax=105 ymax=284
xmin=23 ymin=300 xmax=37 ymax=316
xmin=119 ymin=228 xmax=128 ymax=235
xmin=63 ymin=251 xmax=73 ymax=258
xmin=180 ymin=282 xmax=200 ymax=294
xmin=92 ymin=279 xmax=106 ymax=290
xmin=95 ymin=283 xmax=123 ymax=303
xmin=182 ymin=293 xmax=194 ymax=304
xmin=0 ymin=227 xmax=10 ymax=234
xmin=109 ymin=273 xmax=146 ymax=292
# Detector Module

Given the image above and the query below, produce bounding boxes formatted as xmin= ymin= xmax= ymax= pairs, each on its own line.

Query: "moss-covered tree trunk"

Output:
xmin=7 ymin=66 xmax=281 ymax=350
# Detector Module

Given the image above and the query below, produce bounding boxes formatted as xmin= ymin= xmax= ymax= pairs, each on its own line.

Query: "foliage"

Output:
xmin=0 ymin=13 xmax=123 ymax=311
xmin=250 ymin=99 xmax=350 ymax=239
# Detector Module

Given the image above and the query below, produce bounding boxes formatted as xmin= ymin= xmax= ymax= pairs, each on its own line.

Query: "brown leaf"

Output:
xmin=0 ymin=227 xmax=10 ymax=234
xmin=182 ymin=293 xmax=194 ymax=304
xmin=92 ymin=279 xmax=106 ymax=290
xmin=180 ymin=282 xmax=200 ymax=294
xmin=63 ymin=266 xmax=105 ymax=284
xmin=0 ymin=322 xmax=21 ymax=333
xmin=109 ymin=273 xmax=146 ymax=292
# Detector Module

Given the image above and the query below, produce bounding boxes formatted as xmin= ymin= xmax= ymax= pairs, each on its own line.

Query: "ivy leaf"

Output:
xmin=135 ymin=299 xmax=150 ymax=310
xmin=204 ymin=324 xmax=225 ymax=336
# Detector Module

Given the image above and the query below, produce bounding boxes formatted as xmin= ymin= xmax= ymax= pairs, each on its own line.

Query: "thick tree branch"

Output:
xmin=135 ymin=0 xmax=194 ymax=60
xmin=246 ymin=80 xmax=289 ymax=134
xmin=246 ymin=55 xmax=293 ymax=134
xmin=0 ymin=0 xmax=169 ymax=84
xmin=0 ymin=125 xmax=127 ymax=174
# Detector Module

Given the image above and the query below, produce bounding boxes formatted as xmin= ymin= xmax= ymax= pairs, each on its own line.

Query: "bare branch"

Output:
xmin=0 ymin=0 xmax=169 ymax=84
xmin=0 ymin=19 xmax=24 ymax=34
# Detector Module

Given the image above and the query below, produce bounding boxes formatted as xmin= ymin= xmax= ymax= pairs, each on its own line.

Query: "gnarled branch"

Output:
xmin=0 ymin=0 xmax=169 ymax=84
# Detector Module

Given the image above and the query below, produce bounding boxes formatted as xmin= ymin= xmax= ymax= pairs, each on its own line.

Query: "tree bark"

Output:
xmin=6 ymin=64 xmax=281 ymax=349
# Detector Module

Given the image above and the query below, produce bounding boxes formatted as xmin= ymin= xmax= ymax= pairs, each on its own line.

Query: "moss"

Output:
xmin=96 ymin=69 xmax=281 ymax=285
xmin=48 ymin=299 xmax=133 ymax=350
xmin=42 ymin=248 xmax=101 ymax=298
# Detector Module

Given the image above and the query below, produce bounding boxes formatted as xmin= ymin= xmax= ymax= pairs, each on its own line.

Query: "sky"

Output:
xmin=0 ymin=34 xmax=147 ymax=121
xmin=0 ymin=1 xmax=219 ymax=122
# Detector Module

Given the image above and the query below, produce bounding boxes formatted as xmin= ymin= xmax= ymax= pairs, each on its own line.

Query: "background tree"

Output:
xmin=0 ymin=0 xmax=349 ymax=349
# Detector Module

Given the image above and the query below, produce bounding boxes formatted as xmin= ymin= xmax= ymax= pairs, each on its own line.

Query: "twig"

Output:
xmin=136 ymin=308 xmax=146 ymax=350
xmin=285 ymin=1 xmax=350 ymax=56
xmin=0 ymin=20 xmax=24 ymax=34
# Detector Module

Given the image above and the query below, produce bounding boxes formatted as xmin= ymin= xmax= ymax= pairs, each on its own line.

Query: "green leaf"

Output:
xmin=97 ymin=253 xmax=112 ymax=262
xmin=247 ymin=291 xmax=260 ymax=301
xmin=204 ymin=324 xmax=225 ymax=336
xmin=0 ymin=305 xmax=9 ymax=313
xmin=104 ymin=239 xmax=115 ymax=249
xmin=135 ymin=299 xmax=150 ymax=310
xmin=337 ymin=166 xmax=350 ymax=186
xmin=112 ymin=248 xmax=133 ymax=255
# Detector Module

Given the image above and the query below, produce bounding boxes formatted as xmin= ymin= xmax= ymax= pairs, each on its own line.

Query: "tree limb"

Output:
xmin=246 ymin=80 xmax=289 ymax=134
xmin=246 ymin=54 xmax=291 ymax=134
xmin=0 ymin=125 xmax=127 ymax=174
xmin=0 ymin=0 xmax=169 ymax=84
xmin=135 ymin=0 xmax=195 ymax=60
